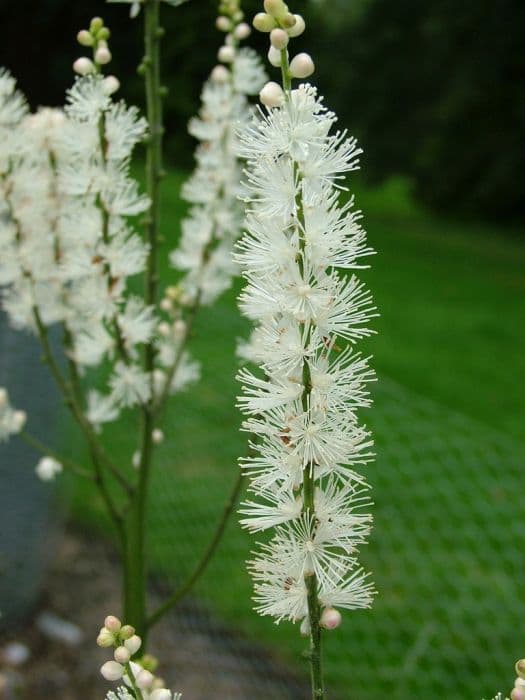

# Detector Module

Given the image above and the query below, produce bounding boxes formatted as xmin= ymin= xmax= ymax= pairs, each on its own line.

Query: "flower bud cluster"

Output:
xmin=252 ymin=0 xmax=313 ymax=108
xmin=73 ymin=16 xmax=119 ymax=92
xmin=0 ymin=387 xmax=26 ymax=443
xmin=98 ymin=616 xmax=181 ymax=700
xmin=235 ymin=5 xmax=376 ymax=628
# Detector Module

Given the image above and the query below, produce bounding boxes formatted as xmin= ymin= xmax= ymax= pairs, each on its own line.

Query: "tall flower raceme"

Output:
xmin=166 ymin=0 xmax=267 ymax=383
xmin=235 ymin=1 xmax=377 ymax=696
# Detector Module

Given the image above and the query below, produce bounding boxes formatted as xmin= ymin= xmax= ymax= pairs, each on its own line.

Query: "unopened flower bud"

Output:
xmin=218 ymin=45 xmax=235 ymax=63
xmin=281 ymin=13 xmax=296 ymax=28
xmin=211 ymin=65 xmax=229 ymax=83
xmin=95 ymin=47 xmax=112 ymax=65
xmin=216 ymin=16 xmax=231 ymax=32
xmin=517 ymin=660 xmax=525 ymax=680
xmin=0 ymin=388 xmax=7 ymax=407
xmin=97 ymin=27 xmax=111 ymax=41
xmin=287 ymin=14 xmax=305 ymax=37
xmin=234 ymin=22 xmax=251 ymax=40
xmin=267 ymin=46 xmax=283 ymax=67
xmin=511 ymin=688 xmax=525 ymax=700
xmin=73 ymin=57 xmax=95 ymax=76
xmin=259 ymin=81 xmax=285 ymax=108
xmin=152 ymin=428 xmax=164 ymax=444
xmin=77 ymin=30 xmax=94 ymax=47
xmin=119 ymin=625 xmax=135 ymax=640
xmin=253 ymin=12 xmax=276 ymax=32
xmin=136 ymin=669 xmax=155 ymax=689
xmin=12 ymin=410 xmax=27 ymax=431
xmin=270 ymin=28 xmax=289 ymax=50
xmin=150 ymin=689 xmax=172 ymax=700
xmin=160 ymin=298 xmax=172 ymax=312
xmin=264 ymin=0 xmax=287 ymax=17
xmin=114 ymin=646 xmax=131 ymax=664
xmin=104 ymin=615 xmax=121 ymax=633
xmin=289 ymin=52 xmax=315 ymax=79
xmin=516 ymin=679 xmax=525 ymax=689
xmin=96 ymin=627 xmax=115 ymax=647
xmin=132 ymin=451 xmax=141 ymax=469
xmin=102 ymin=76 xmax=120 ymax=95
xmin=158 ymin=322 xmax=170 ymax=337
xmin=35 ymin=457 xmax=62 ymax=482
xmin=320 ymin=607 xmax=342 ymax=630
xmin=100 ymin=661 xmax=124 ymax=681
xmin=124 ymin=634 xmax=142 ymax=655
xmin=173 ymin=319 xmax=187 ymax=337
xmin=90 ymin=17 xmax=104 ymax=33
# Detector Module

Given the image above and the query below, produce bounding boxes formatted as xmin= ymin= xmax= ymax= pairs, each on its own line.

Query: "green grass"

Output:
xmin=65 ymin=171 xmax=525 ymax=699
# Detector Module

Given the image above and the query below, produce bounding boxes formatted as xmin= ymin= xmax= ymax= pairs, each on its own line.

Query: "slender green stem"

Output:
xmin=146 ymin=469 xmax=245 ymax=629
xmin=19 ymin=431 xmax=94 ymax=480
xmin=124 ymin=662 xmax=145 ymax=700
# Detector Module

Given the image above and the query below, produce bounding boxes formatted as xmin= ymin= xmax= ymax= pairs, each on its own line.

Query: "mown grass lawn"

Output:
xmin=64 ymin=170 xmax=525 ymax=699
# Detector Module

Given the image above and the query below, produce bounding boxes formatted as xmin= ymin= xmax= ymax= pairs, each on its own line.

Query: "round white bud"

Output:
xmin=102 ymin=76 xmax=120 ymax=95
xmin=95 ymin=46 xmax=112 ymax=65
xmin=264 ymin=0 xmax=287 ymax=17
xmin=136 ymin=670 xmax=155 ymax=689
xmin=287 ymin=14 xmax=305 ymax=37
xmin=73 ymin=57 xmax=95 ymax=76
xmin=173 ymin=319 xmax=187 ymax=337
xmin=289 ymin=52 xmax=315 ymax=79
xmin=150 ymin=689 xmax=172 ymax=700
xmin=152 ymin=428 xmax=164 ymax=444
xmin=77 ymin=30 xmax=94 ymax=47
xmin=35 ymin=457 xmax=62 ymax=482
xmin=234 ymin=22 xmax=251 ymax=40
xmin=217 ymin=45 xmax=235 ymax=63
xmin=114 ymin=646 xmax=131 ymax=664
xmin=210 ymin=65 xmax=229 ymax=83
xmin=158 ymin=321 xmax=170 ymax=337
xmin=253 ymin=12 xmax=276 ymax=32
xmin=267 ymin=46 xmax=283 ymax=67
xmin=96 ymin=627 xmax=115 ymax=647
xmin=160 ymin=298 xmax=172 ymax=312
xmin=11 ymin=410 xmax=27 ymax=432
xmin=124 ymin=634 xmax=142 ymax=655
xmin=270 ymin=28 xmax=289 ymax=50
xmin=259 ymin=81 xmax=285 ymax=108
xmin=0 ymin=388 xmax=7 ymax=408
xmin=216 ymin=16 xmax=231 ymax=32
xmin=104 ymin=615 xmax=122 ymax=633
xmin=100 ymin=661 xmax=124 ymax=681
xmin=516 ymin=679 xmax=525 ymax=689
xmin=132 ymin=451 xmax=141 ymax=469
xmin=511 ymin=689 xmax=525 ymax=700
xmin=320 ymin=607 xmax=342 ymax=630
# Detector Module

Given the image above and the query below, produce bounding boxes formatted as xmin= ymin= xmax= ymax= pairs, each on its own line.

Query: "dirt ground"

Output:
xmin=0 ymin=530 xmax=306 ymax=700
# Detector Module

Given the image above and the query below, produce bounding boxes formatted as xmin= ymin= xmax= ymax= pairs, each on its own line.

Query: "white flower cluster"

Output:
xmin=235 ymin=5 xmax=377 ymax=626
xmin=98 ymin=615 xmax=181 ymax=700
xmin=169 ymin=2 xmax=267 ymax=309
xmin=0 ymin=387 xmax=26 ymax=442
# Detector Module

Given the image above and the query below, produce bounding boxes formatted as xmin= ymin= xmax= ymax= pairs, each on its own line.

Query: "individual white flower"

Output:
xmin=35 ymin=456 xmax=63 ymax=481
xmin=109 ymin=362 xmax=151 ymax=408
xmin=118 ymin=297 xmax=157 ymax=348
xmin=86 ymin=390 xmax=120 ymax=427
xmin=0 ymin=388 xmax=26 ymax=442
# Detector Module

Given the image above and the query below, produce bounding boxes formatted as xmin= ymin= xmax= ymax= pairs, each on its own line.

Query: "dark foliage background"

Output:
xmin=1 ymin=0 xmax=523 ymax=220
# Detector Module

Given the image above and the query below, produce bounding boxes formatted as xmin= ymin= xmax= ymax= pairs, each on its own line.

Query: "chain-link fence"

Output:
xmin=147 ymin=376 xmax=524 ymax=700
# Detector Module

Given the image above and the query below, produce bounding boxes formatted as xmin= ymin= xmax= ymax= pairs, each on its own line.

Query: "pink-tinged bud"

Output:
xmin=320 ymin=607 xmax=342 ymax=630
xmin=259 ymin=81 xmax=285 ymax=108
xmin=124 ymin=634 xmax=142 ymax=655
xmin=152 ymin=428 xmax=164 ymax=444
xmin=104 ymin=615 xmax=122 ymax=633
xmin=211 ymin=65 xmax=230 ymax=83
xmin=102 ymin=76 xmax=120 ymax=95
xmin=96 ymin=627 xmax=114 ymax=647
xmin=267 ymin=46 xmax=283 ymax=67
xmin=253 ymin=12 xmax=275 ymax=32
xmin=234 ymin=22 xmax=251 ymax=40
xmin=270 ymin=28 xmax=289 ymax=50
xmin=287 ymin=14 xmax=305 ymax=37
xmin=218 ymin=45 xmax=235 ymax=63
xmin=264 ymin=0 xmax=287 ymax=17
xmin=114 ymin=646 xmax=131 ymax=664
xmin=73 ymin=57 xmax=95 ymax=76
xmin=136 ymin=670 xmax=155 ymax=689
xmin=95 ymin=47 xmax=112 ymax=65
xmin=77 ymin=30 xmax=94 ymax=47
xmin=150 ymin=689 xmax=172 ymax=700
xmin=119 ymin=625 xmax=135 ymax=640
xmin=289 ymin=52 xmax=315 ymax=79
xmin=511 ymin=689 xmax=525 ymax=700
xmin=100 ymin=661 xmax=124 ymax=681
xmin=216 ymin=16 xmax=231 ymax=32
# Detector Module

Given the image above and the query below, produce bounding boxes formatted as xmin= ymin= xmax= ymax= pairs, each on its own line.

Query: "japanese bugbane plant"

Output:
xmin=0 ymin=0 xmax=265 ymax=664
xmin=235 ymin=1 xmax=377 ymax=696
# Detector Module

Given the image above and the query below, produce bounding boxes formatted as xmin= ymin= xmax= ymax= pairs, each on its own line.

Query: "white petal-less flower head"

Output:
xmin=35 ymin=457 xmax=63 ymax=482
